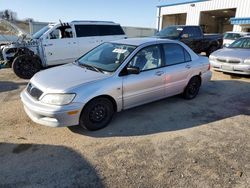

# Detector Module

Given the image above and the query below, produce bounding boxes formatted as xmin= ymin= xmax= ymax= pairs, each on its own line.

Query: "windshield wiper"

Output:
xmin=77 ymin=62 xmax=103 ymax=73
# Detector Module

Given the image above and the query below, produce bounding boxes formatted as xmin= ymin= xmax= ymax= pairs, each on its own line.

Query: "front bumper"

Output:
xmin=20 ymin=90 xmax=84 ymax=127
xmin=210 ymin=61 xmax=250 ymax=75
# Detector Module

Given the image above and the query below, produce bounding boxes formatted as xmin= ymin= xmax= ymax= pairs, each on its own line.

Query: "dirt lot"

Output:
xmin=0 ymin=68 xmax=249 ymax=188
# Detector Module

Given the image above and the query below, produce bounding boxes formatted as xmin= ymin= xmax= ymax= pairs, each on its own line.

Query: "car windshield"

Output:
xmin=155 ymin=26 xmax=183 ymax=38
xmin=32 ymin=26 xmax=51 ymax=39
xmin=224 ymin=33 xmax=241 ymax=40
xmin=77 ymin=42 xmax=136 ymax=73
xmin=228 ymin=38 xmax=250 ymax=49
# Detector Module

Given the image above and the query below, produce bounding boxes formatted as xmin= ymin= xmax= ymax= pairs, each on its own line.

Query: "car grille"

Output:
xmin=216 ymin=57 xmax=241 ymax=64
xmin=26 ymin=83 xmax=43 ymax=100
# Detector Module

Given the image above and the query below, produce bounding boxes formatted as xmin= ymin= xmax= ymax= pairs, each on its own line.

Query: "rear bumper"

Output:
xmin=20 ymin=90 xmax=84 ymax=127
xmin=210 ymin=61 xmax=250 ymax=75
xmin=201 ymin=71 xmax=212 ymax=84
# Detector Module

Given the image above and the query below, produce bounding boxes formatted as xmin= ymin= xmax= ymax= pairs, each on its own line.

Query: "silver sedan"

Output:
xmin=21 ymin=38 xmax=211 ymax=130
xmin=210 ymin=36 xmax=250 ymax=75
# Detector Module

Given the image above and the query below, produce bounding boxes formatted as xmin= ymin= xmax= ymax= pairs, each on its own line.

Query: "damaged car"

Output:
xmin=0 ymin=20 xmax=126 ymax=79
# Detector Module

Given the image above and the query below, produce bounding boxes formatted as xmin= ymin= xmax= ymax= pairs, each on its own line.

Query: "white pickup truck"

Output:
xmin=0 ymin=20 xmax=126 ymax=79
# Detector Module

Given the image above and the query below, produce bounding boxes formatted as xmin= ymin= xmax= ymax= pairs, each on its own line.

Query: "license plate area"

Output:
xmin=222 ymin=65 xmax=233 ymax=71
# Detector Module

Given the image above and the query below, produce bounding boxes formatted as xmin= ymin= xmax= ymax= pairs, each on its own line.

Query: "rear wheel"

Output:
xmin=79 ymin=98 xmax=114 ymax=131
xmin=12 ymin=54 xmax=42 ymax=79
xmin=183 ymin=77 xmax=201 ymax=100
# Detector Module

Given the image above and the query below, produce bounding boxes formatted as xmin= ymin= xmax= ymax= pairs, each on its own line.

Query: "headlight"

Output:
xmin=244 ymin=59 xmax=250 ymax=65
xmin=40 ymin=93 xmax=76 ymax=105
xmin=209 ymin=55 xmax=216 ymax=61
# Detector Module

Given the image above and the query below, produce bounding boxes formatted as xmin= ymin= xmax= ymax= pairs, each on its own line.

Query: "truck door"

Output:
xmin=180 ymin=27 xmax=203 ymax=53
xmin=43 ymin=25 xmax=79 ymax=66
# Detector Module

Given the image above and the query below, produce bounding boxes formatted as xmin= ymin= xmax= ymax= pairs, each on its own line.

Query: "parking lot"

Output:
xmin=0 ymin=68 xmax=249 ymax=187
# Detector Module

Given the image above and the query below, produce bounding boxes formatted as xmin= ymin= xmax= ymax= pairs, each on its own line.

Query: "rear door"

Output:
xmin=122 ymin=45 xmax=165 ymax=109
xmin=43 ymin=25 xmax=79 ymax=66
xmin=162 ymin=43 xmax=193 ymax=96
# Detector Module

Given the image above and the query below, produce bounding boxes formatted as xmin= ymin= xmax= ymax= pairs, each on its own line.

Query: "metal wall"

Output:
xmin=158 ymin=0 xmax=250 ymax=32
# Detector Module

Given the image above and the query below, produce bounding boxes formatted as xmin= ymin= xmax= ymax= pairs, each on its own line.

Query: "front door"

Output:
xmin=122 ymin=45 xmax=165 ymax=109
xmin=43 ymin=25 xmax=79 ymax=66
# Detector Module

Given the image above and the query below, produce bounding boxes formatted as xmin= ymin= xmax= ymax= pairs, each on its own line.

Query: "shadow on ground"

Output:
xmin=0 ymin=81 xmax=27 ymax=92
xmin=0 ymin=143 xmax=103 ymax=187
xmin=69 ymin=79 xmax=250 ymax=137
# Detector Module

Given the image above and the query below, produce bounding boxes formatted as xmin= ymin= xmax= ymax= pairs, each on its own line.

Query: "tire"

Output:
xmin=12 ymin=54 xmax=42 ymax=79
xmin=79 ymin=98 xmax=114 ymax=131
xmin=183 ymin=77 xmax=201 ymax=100
xmin=206 ymin=46 xmax=218 ymax=57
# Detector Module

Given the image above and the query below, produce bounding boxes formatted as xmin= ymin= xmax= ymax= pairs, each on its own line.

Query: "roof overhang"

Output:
xmin=157 ymin=0 xmax=210 ymax=8
xmin=230 ymin=17 xmax=250 ymax=25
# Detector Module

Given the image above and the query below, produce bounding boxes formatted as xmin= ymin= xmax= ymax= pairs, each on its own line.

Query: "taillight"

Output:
xmin=208 ymin=63 xmax=211 ymax=70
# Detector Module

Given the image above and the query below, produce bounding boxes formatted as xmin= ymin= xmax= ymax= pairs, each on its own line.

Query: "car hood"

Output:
xmin=31 ymin=63 xmax=110 ymax=92
xmin=211 ymin=48 xmax=250 ymax=60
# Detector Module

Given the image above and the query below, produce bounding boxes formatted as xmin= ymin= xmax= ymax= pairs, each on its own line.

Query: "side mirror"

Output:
xmin=127 ymin=66 xmax=140 ymax=74
xmin=181 ymin=34 xmax=189 ymax=39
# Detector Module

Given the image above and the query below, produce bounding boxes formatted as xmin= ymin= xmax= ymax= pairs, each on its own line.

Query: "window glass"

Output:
xmin=182 ymin=27 xmax=201 ymax=38
xmin=163 ymin=44 xmax=185 ymax=65
xmin=229 ymin=38 xmax=250 ymax=48
xmin=98 ymin=25 xmax=125 ymax=36
xmin=128 ymin=45 xmax=162 ymax=71
xmin=77 ymin=42 xmax=136 ymax=72
xmin=184 ymin=49 xmax=191 ymax=62
xmin=49 ymin=28 xmax=60 ymax=39
xmin=75 ymin=25 xmax=99 ymax=37
xmin=49 ymin=26 xmax=73 ymax=39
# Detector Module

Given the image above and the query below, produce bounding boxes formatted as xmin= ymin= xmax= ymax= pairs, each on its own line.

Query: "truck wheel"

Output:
xmin=12 ymin=54 xmax=42 ymax=79
xmin=79 ymin=98 xmax=114 ymax=131
xmin=183 ymin=76 xmax=201 ymax=100
xmin=206 ymin=46 xmax=217 ymax=57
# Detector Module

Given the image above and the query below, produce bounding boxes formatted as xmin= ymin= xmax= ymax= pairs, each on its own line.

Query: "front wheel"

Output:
xmin=12 ymin=54 xmax=42 ymax=79
xmin=79 ymin=98 xmax=114 ymax=131
xmin=183 ymin=77 xmax=201 ymax=100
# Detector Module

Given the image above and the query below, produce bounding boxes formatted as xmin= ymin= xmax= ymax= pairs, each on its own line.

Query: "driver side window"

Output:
xmin=128 ymin=45 xmax=162 ymax=71
xmin=49 ymin=26 xmax=73 ymax=39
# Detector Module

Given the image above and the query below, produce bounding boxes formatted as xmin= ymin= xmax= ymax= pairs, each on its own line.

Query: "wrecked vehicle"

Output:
xmin=0 ymin=20 xmax=126 ymax=79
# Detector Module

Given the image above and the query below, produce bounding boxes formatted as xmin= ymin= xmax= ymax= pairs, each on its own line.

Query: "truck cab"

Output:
xmin=155 ymin=25 xmax=223 ymax=56
xmin=0 ymin=20 xmax=126 ymax=79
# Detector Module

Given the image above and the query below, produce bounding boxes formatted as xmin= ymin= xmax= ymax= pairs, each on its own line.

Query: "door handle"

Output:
xmin=43 ymin=44 xmax=53 ymax=47
xmin=155 ymin=71 xmax=164 ymax=76
xmin=185 ymin=65 xmax=191 ymax=69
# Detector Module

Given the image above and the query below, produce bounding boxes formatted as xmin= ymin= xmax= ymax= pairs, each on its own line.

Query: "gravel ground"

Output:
xmin=0 ymin=68 xmax=249 ymax=188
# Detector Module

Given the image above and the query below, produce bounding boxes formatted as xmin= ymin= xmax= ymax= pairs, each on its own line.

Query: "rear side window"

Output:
xmin=182 ymin=27 xmax=201 ymax=38
xmin=98 ymin=25 xmax=125 ymax=36
xmin=75 ymin=24 xmax=124 ymax=38
xmin=163 ymin=43 xmax=191 ymax=65
xmin=75 ymin=25 xmax=99 ymax=37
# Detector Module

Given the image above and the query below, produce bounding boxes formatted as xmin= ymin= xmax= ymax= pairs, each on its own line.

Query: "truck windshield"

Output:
xmin=77 ymin=42 xmax=136 ymax=73
xmin=155 ymin=26 xmax=183 ymax=39
xmin=32 ymin=26 xmax=51 ymax=39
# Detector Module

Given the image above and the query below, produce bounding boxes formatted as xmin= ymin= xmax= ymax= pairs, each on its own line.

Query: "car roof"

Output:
xmin=225 ymin=31 xmax=249 ymax=34
xmin=112 ymin=37 xmax=179 ymax=46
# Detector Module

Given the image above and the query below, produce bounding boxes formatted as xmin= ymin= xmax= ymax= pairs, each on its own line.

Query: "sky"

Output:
xmin=0 ymin=0 xmax=191 ymax=28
